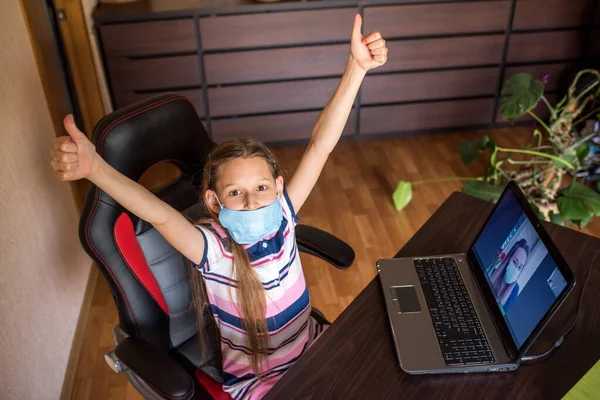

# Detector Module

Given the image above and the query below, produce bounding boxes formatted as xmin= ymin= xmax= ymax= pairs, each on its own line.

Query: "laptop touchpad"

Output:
xmin=391 ymin=286 xmax=421 ymax=313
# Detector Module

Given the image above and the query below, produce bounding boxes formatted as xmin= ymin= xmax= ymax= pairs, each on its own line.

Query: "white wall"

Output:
xmin=0 ymin=2 xmax=92 ymax=398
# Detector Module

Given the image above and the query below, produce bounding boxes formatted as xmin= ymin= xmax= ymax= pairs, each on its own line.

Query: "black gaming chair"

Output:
xmin=78 ymin=94 xmax=355 ymax=399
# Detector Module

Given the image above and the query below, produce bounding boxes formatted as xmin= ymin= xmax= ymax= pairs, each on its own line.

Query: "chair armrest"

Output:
xmin=115 ymin=337 xmax=210 ymax=400
xmin=295 ymin=225 xmax=355 ymax=270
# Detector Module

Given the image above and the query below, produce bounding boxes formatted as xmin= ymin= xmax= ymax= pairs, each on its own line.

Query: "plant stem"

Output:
xmin=412 ymin=176 xmax=484 ymax=186
xmin=527 ymin=110 xmax=553 ymax=136
xmin=490 ymin=162 xmax=510 ymax=183
xmin=540 ymin=96 xmax=556 ymax=119
xmin=556 ymin=94 xmax=568 ymax=110
xmin=506 ymin=159 xmax=551 ymax=165
xmin=564 ymin=132 xmax=597 ymax=152
xmin=573 ymin=107 xmax=600 ymax=127
xmin=575 ymin=80 xmax=599 ymax=102
xmin=533 ymin=145 xmax=556 ymax=151
xmin=496 ymin=146 xmax=575 ymax=169
xmin=569 ymin=69 xmax=600 ymax=98
xmin=490 ymin=147 xmax=499 ymax=181
xmin=526 ymin=129 xmax=543 ymax=150
xmin=575 ymin=96 xmax=596 ymax=122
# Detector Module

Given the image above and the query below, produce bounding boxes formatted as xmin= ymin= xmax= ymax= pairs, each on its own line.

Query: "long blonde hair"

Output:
xmin=190 ymin=137 xmax=282 ymax=380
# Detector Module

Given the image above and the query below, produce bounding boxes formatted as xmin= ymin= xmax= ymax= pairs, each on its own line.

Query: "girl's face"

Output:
xmin=508 ymin=247 xmax=528 ymax=274
xmin=205 ymin=156 xmax=284 ymax=213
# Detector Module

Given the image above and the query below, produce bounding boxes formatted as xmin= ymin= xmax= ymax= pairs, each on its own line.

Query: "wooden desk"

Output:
xmin=265 ymin=192 xmax=600 ymax=400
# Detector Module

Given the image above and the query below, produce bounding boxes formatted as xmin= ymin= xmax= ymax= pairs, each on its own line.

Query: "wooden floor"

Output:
xmin=68 ymin=127 xmax=600 ymax=399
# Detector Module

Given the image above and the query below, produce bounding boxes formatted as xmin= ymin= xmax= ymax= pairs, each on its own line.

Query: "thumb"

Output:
xmin=351 ymin=13 xmax=362 ymax=40
xmin=63 ymin=114 xmax=87 ymax=143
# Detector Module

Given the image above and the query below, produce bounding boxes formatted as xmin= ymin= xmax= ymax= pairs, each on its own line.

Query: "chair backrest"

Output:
xmin=79 ymin=94 xmax=215 ymax=352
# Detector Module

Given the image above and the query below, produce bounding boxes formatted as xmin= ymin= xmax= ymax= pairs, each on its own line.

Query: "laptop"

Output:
xmin=377 ymin=181 xmax=575 ymax=374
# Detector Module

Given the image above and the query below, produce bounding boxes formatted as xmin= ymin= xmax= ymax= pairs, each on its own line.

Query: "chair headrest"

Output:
xmin=92 ymin=93 xmax=214 ymax=197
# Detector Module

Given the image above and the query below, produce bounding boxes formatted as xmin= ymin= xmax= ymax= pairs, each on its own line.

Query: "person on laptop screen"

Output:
xmin=476 ymin=195 xmax=569 ymax=347
xmin=489 ymin=238 xmax=530 ymax=309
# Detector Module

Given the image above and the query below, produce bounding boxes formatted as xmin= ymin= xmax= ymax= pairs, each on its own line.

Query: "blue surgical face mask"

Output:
xmin=504 ymin=259 xmax=520 ymax=284
xmin=215 ymin=194 xmax=283 ymax=244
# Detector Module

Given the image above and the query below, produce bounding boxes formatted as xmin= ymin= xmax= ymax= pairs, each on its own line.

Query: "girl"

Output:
xmin=51 ymin=14 xmax=387 ymax=399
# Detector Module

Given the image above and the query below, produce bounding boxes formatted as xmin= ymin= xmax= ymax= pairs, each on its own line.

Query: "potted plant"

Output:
xmin=393 ymin=69 xmax=600 ymax=228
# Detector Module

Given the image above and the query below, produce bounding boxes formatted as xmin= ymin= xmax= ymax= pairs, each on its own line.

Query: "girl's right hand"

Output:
xmin=51 ymin=114 xmax=97 ymax=181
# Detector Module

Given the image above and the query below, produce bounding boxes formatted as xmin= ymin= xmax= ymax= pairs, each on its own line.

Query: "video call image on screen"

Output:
xmin=472 ymin=190 xmax=567 ymax=348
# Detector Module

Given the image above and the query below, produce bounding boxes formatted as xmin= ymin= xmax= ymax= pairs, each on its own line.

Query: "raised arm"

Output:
xmin=51 ymin=115 xmax=205 ymax=265
xmin=286 ymin=14 xmax=388 ymax=212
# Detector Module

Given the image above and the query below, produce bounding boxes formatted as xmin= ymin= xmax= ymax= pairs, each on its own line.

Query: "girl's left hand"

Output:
xmin=350 ymin=13 xmax=388 ymax=72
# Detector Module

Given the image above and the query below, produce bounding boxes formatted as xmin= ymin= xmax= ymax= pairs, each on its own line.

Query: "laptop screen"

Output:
xmin=471 ymin=189 xmax=569 ymax=349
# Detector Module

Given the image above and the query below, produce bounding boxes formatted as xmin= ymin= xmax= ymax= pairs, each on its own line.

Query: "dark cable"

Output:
xmin=521 ymin=249 xmax=600 ymax=362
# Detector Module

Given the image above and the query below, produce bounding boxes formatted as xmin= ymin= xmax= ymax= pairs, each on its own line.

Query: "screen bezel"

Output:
xmin=466 ymin=181 xmax=575 ymax=361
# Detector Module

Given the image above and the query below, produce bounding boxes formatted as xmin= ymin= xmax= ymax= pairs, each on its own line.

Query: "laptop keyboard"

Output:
xmin=415 ymin=257 xmax=495 ymax=366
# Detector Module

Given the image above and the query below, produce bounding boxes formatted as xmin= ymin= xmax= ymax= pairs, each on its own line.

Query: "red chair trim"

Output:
xmin=114 ymin=213 xmax=169 ymax=314
xmin=195 ymin=370 xmax=232 ymax=400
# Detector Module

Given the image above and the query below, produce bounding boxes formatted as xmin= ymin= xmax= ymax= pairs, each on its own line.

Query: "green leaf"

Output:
xmin=561 ymin=181 xmax=600 ymax=216
xmin=576 ymin=214 xmax=593 ymax=229
xmin=553 ymin=152 xmax=577 ymax=170
xmin=548 ymin=211 xmax=564 ymax=226
xmin=393 ymin=181 xmax=413 ymax=211
xmin=567 ymin=214 xmax=593 ymax=229
xmin=576 ymin=145 xmax=590 ymax=166
xmin=557 ymin=197 xmax=590 ymax=220
xmin=500 ymin=73 xmax=544 ymax=121
xmin=458 ymin=135 xmax=496 ymax=164
xmin=461 ymin=181 xmax=505 ymax=202
xmin=530 ymin=202 xmax=546 ymax=220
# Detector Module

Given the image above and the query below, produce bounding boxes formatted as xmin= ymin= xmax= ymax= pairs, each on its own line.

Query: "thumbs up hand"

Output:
xmin=350 ymin=13 xmax=388 ymax=72
xmin=50 ymin=114 xmax=98 ymax=181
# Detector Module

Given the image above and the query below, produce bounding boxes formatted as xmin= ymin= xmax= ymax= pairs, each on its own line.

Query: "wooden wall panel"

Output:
xmin=100 ymin=19 xmax=196 ymax=57
xmin=212 ymin=110 xmax=356 ymax=143
xmin=364 ymin=2 xmax=510 ymax=37
xmin=107 ymin=55 xmax=201 ymax=91
xmin=204 ymin=44 xmax=348 ymax=84
xmin=94 ymin=1 xmax=591 ymax=144
xmin=380 ymin=35 xmax=505 ymax=73
xmin=507 ymin=31 xmax=584 ymax=63
xmin=587 ymin=29 xmax=600 ymax=57
xmin=200 ymin=8 xmax=356 ymax=50
xmin=513 ymin=0 xmax=593 ymax=30
xmin=360 ymin=99 xmax=494 ymax=134
xmin=208 ymin=79 xmax=339 ymax=117
xmin=362 ymin=68 xmax=499 ymax=105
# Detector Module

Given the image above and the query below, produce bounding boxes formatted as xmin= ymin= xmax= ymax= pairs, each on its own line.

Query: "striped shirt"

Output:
xmin=194 ymin=189 xmax=324 ymax=399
